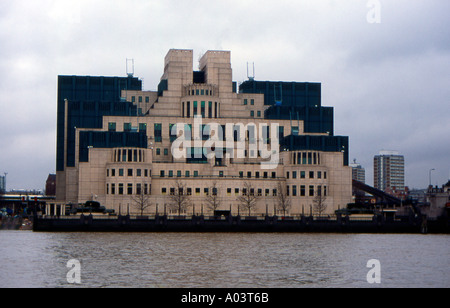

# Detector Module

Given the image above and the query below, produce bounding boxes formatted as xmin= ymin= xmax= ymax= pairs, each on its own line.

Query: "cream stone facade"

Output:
xmin=56 ymin=49 xmax=352 ymax=216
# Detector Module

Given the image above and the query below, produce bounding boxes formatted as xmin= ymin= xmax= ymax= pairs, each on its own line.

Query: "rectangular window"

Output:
xmin=292 ymin=185 xmax=297 ymax=197
xmin=118 ymin=183 xmax=124 ymax=195
xmin=244 ymin=99 xmax=248 ymax=105
xmin=168 ymin=170 xmax=173 ymax=178
xmin=195 ymin=188 xmax=201 ymax=195
xmin=162 ymin=188 xmax=167 ymax=195
xmin=201 ymin=101 xmax=205 ymax=118
xmin=111 ymin=183 xmax=116 ymax=195
xmin=108 ymin=122 xmax=116 ymax=132
xmin=187 ymin=101 xmax=191 ymax=118
xmin=124 ymin=123 xmax=132 ymax=132
xmin=300 ymin=171 xmax=306 ymax=179
xmin=309 ymin=185 xmax=315 ymax=196
xmin=278 ymin=126 xmax=284 ymax=140
xmin=119 ymin=169 xmax=124 ymax=177
xmin=208 ymin=101 xmax=212 ymax=118
xmin=128 ymin=169 xmax=133 ymax=177
xmin=127 ymin=184 xmax=133 ymax=195
xmin=300 ymin=185 xmax=306 ymax=196
xmin=137 ymin=169 xmax=142 ymax=177
xmin=309 ymin=171 xmax=314 ymax=179
xmin=292 ymin=171 xmax=297 ymax=179
xmin=160 ymin=170 xmax=165 ymax=177
xmin=154 ymin=123 xmax=162 ymax=142
xmin=169 ymin=124 xmax=177 ymax=142
xmin=235 ymin=188 xmax=239 ymax=195
xmin=139 ymin=123 xmax=147 ymax=132
xmin=193 ymin=101 xmax=198 ymax=116
xmin=136 ymin=184 xmax=142 ymax=195
xmin=185 ymin=171 xmax=190 ymax=178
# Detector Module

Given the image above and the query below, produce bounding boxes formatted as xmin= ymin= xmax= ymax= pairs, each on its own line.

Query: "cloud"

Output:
xmin=0 ymin=0 xmax=449 ymax=190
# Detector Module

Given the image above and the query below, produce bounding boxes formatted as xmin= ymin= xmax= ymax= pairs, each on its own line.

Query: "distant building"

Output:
xmin=349 ymin=159 xmax=365 ymax=183
xmin=423 ymin=180 xmax=450 ymax=219
xmin=374 ymin=150 xmax=405 ymax=192
xmin=45 ymin=174 xmax=56 ymax=196
xmin=0 ymin=175 xmax=5 ymax=194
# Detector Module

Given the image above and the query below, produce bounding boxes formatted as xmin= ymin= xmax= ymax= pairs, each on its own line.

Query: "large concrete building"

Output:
xmin=55 ymin=49 xmax=352 ymax=216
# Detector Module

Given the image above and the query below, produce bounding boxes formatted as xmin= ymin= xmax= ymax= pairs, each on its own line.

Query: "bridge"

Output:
xmin=352 ymin=180 xmax=402 ymax=206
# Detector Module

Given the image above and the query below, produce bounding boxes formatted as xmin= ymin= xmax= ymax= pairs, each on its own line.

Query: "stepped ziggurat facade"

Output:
xmin=55 ymin=49 xmax=351 ymax=216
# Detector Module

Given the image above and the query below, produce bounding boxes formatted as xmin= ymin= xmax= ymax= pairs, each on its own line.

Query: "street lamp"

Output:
xmin=429 ymin=168 xmax=435 ymax=187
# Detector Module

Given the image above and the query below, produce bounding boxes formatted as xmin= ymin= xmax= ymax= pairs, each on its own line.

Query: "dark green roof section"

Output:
xmin=79 ymin=131 xmax=148 ymax=163
xmin=239 ymin=80 xmax=321 ymax=107
xmin=57 ymin=75 xmax=142 ymax=171
xmin=280 ymin=135 xmax=349 ymax=166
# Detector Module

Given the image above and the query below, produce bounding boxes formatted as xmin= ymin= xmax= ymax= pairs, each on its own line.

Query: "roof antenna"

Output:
xmin=126 ymin=58 xmax=134 ymax=77
xmin=247 ymin=62 xmax=255 ymax=81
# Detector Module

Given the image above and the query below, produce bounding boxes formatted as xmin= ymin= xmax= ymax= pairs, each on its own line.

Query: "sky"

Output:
xmin=0 ymin=0 xmax=449 ymax=191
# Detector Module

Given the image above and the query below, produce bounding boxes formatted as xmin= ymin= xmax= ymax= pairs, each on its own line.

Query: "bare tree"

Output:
xmin=168 ymin=180 xmax=191 ymax=216
xmin=313 ymin=190 xmax=327 ymax=217
xmin=276 ymin=181 xmax=291 ymax=217
xmin=236 ymin=181 xmax=259 ymax=216
xmin=204 ymin=181 xmax=221 ymax=215
xmin=132 ymin=183 xmax=152 ymax=216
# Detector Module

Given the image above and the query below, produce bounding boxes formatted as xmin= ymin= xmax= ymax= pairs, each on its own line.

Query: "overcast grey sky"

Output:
xmin=0 ymin=0 xmax=449 ymax=191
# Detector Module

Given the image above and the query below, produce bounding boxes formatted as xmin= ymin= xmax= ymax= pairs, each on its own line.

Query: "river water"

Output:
xmin=0 ymin=231 xmax=448 ymax=288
